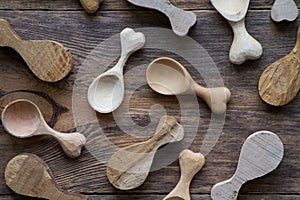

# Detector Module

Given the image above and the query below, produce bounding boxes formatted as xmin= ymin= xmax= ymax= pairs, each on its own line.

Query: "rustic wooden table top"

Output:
xmin=0 ymin=0 xmax=300 ymax=199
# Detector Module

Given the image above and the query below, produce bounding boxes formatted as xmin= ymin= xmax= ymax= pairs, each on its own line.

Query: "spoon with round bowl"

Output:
xmin=146 ymin=57 xmax=231 ymax=114
xmin=1 ymin=99 xmax=86 ymax=158
xmin=88 ymin=28 xmax=146 ymax=113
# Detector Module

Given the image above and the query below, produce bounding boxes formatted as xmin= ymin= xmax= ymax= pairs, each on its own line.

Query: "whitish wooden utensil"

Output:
xmin=106 ymin=116 xmax=184 ymax=190
xmin=88 ymin=28 xmax=145 ymax=113
xmin=146 ymin=57 xmax=231 ymax=114
xmin=126 ymin=0 xmax=197 ymax=37
xmin=210 ymin=0 xmax=263 ymax=64
xmin=164 ymin=150 xmax=205 ymax=200
xmin=259 ymin=27 xmax=300 ymax=106
xmin=80 ymin=0 xmax=103 ymax=13
xmin=5 ymin=153 xmax=88 ymax=200
xmin=211 ymin=131 xmax=284 ymax=200
xmin=0 ymin=18 xmax=73 ymax=82
xmin=1 ymin=99 xmax=86 ymax=158
xmin=271 ymin=0 xmax=298 ymax=22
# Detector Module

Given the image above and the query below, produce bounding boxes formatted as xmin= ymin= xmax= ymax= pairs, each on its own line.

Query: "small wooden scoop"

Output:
xmin=106 ymin=116 xmax=184 ymax=190
xmin=0 ymin=18 xmax=72 ymax=82
xmin=271 ymin=0 xmax=298 ymax=22
xmin=211 ymin=131 xmax=284 ymax=200
xmin=80 ymin=0 xmax=103 ymax=13
xmin=126 ymin=0 xmax=196 ymax=37
xmin=1 ymin=99 xmax=86 ymax=158
xmin=164 ymin=150 xmax=205 ymax=200
xmin=259 ymin=27 xmax=300 ymax=106
xmin=146 ymin=57 xmax=231 ymax=114
xmin=5 ymin=153 xmax=87 ymax=200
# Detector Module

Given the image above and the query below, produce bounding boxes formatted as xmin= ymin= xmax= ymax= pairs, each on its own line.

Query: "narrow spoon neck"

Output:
xmin=192 ymin=81 xmax=208 ymax=99
xmin=113 ymin=54 xmax=129 ymax=74
xmin=229 ymin=19 xmax=248 ymax=37
xmin=294 ymin=27 xmax=300 ymax=56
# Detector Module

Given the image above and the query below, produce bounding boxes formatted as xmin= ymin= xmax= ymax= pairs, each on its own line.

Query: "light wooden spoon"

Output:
xmin=211 ymin=131 xmax=284 ymax=200
xmin=5 ymin=153 xmax=88 ymax=200
xmin=80 ymin=0 xmax=103 ymax=13
xmin=88 ymin=28 xmax=145 ymax=113
xmin=259 ymin=27 xmax=300 ymax=106
xmin=106 ymin=116 xmax=184 ymax=190
xmin=1 ymin=99 xmax=86 ymax=158
xmin=146 ymin=57 xmax=231 ymax=114
xmin=0 ymin=18 xmax=73 ymax=82
xmin=126 ymin=0 xmax=197 ymax=37
xmin=210 ymin=0 xmax=263 ymax=64
xmin=271 ymin=0 xmax=298 ymax=22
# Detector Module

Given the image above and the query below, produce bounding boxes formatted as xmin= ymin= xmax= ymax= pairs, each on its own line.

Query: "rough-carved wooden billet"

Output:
xmin=80 ymin=0 xmax=103 ymax=13
xmin=271 ymin=0 xmax=298 ymax=22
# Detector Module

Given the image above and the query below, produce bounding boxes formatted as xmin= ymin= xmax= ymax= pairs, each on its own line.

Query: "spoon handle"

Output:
xmin=271 ymin=0 xmax=298 ymax=22
xmin=0 ymin=18 xmax=22 ymax=48
xmin=79 ymin=0 xmax=103 ymax=13
xmin=229 ymin=19 xmax=262 ymax=65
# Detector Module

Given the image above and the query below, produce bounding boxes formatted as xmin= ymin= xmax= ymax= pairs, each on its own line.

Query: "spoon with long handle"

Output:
xmin=211 ymin=131 xmax=284 ymax=200
xmin=0 ymin=18 xmax=73 ymax=82
xmin=126 ymin=0 xmax=196 ymax=37
xmin=5 ymin=153 xmax=88 ymax=200
xmin=106 ymin=116 xmax=184 ymax=190
xmin=259 ymin=27 xmax=300 ymax=106
xmin=80 ymin=0 xmax=103 ymax=13
xmin=146 ymin=57 xmax=231 ymax=114
xmin=271 ymin=0 xmax=298 ymax=22
xmin=210 ymin=0 xmax=263 ymax=64
xmin=1 ymin=99 xmax=86 ymax=158
xmin=88 ymin=28 xmax=145 ymax=113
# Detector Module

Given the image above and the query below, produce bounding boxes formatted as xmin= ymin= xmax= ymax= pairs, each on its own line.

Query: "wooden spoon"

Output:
xmin=258 ymin=27 xmax=300 ymax=106
xmin=271 ymin=0 xmax=298 ymax=22
xmin=1 ymin=99 xmax=86 ymax=158
xmin=164 ymin=150 xmax=205 ymax=200
xmin=5 ymin=153 xmax=88 ymax=200
xmin=210 ymin=0 xmax=263 ymax=64
xmin=88 ymin=28 xmax=145 ymax=113
xmin=146 ymin=57 xmax=231 ymax=114
xmin=0 ymin=18 xmax=73 ymax=82
xmin=126 ymin=0 xmax=196 ymax=37
xmin=106 ymin=116 xmax=184 ymax=190
xmin=211 ymin=131 xmax=284 ymax=200
xmin=80 ymin=0 xmax=103 ymax=13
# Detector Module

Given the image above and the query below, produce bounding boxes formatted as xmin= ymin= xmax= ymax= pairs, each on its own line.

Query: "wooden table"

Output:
xmin=0 ymin=0 xmax=300 ymax=199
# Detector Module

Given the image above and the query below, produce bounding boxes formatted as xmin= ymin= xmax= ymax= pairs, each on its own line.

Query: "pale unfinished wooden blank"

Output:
xmin=106 ymin=116 xmax=184 ymax=190
xmin=164 ymin=150 xmax=205 ymax=200
xmin=146 ymin=57 xmax=231 ymax=114
xmin=80 ymin=0 xmax=103 ymax=13
xmin=0 ymin=18 xmax=73 ymax=82
xmin=1 ymin=99 xmax=86 ymax=158
xmin=259 ymin=27 xmax=300 ymax=106
xmin=210 ymin=0 xmax=263 ymax=64
xmin=271 ymin=0 xmax=298 ymax=22
xmin=126 ymin=0 xmax=197 ymax=37
xmin=5 ymin=153 xmax=88 ymax=200
xmin=211 ymin=131 xmax=284 ymax=200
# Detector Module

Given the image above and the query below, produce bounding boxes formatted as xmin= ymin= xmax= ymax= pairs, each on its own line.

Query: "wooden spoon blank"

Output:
xmin=211 ymin=131 xmax=284 ymax=200
xmin=0 ymin=18 xmax=73 ymax=82
xmin=5 ymin=153 xmax=88 ymax=200
xmin=106 ymin=116 xmax=184 ymax=190
xmin=164 ymin=150 xmax=205 ymax=200
xmin=271 ymin=0 xmax=298 ymax=22
xmin=259 ymin=27 xmax=300 ymax=106
xmin=80 ymin=0 xmax=103 ymax=13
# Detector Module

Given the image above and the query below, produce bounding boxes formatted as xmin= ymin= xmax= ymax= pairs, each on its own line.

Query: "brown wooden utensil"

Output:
xmin=1 ymin=99 xmax=86 ymax=158
xmin=80 ymin=0 xmax=103 ymax=13
xmin=259 ymin=27 xmax=300 ymax=106
xmin=0 ymin=18 xmax=73 ymax=82
xmin=5 ymin=153 xmax=88 ymax=200
xmin=106 ymin=116 xmax=184 ymax=190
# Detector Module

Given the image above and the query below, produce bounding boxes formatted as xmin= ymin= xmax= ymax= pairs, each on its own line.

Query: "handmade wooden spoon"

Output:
xmin=1 ymin=99 xmax=86 ymax=158
xmin=210 ymin=0 xmax=262 ymax=64
xmin=106 ymin=116 xmax=184 ymax=190
xmin=88 ymin=28 xmax=145 ymax=113
xmin=146 ymin=57 xmax=231 ymax=114
xmin=271 ymin=0 xmax=298 ymax=22
xmin=164 ymin=150 xmax=205 ymax=200
xmin=259 ymin=27 xmax=300 ymax=106
xmin=211 ymin=131 xmax=284 ymax=200
xmin=80 ymin=0 xmax=103 ymax=13
xmin=5 ymin=153 xmax=87 ymax=200
xmin=126 ymin=0 xmax=196 ymax=37
xmin=0 ymin=18 xmax=73 ymax=82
